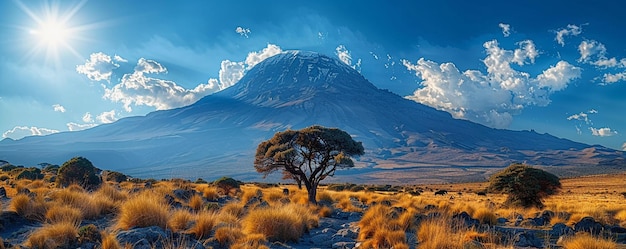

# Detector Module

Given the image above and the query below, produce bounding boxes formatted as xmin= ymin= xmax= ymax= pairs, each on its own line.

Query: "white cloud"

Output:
xmin=578 ymin=40 xmax=626 ymax=84
xmin=235 ymin=26 xmax=251 ymax=38
xmin=113 ymin=55 xmax=127 ymax=63
xmin=590 ymin=127 xmax=617 ymax=137
xmin=603 ymin=72 xmax=626 ymax=84
xmin=622 ymin=142 xmax=626 ymax=151
xmin=102 ymin=44 xmax=282 ymax=112
xmin=578 ymin=40 xmax=607 ymax=63
xmin=567 ymin=112 xmax=591 ymax=124
xmin=499 ymin=23 xmax=511 ymax=37
xmin=2 ymin=126 xmax=59 ymax=140
xmin=403 ymin=39 xmax=581 ymax=128
xmin=67 ymin=122 xmax=97 ymax=131
xmin=82 ymin=112 xmax=94 ymax=123
xmin=555 ymin=24 xmax=582 ymax=47
xmin=245 ymin=44 xmax=283 ymax=69
xmin=96 ymin=110 xmax=118 ymax=124
xmin=52 ymin=104 xmax=66 ymax=113
xmin=76 ymin=52 xmax=121 ymax=82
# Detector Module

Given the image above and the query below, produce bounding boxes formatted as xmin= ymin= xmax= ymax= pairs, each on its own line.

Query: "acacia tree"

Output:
xmin=254 ymin=125 xmax=364 ymax=204
xmin=488 ymin=163 xmax=561 ymax=208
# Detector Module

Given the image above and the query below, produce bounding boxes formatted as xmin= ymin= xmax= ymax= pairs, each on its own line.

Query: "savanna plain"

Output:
xmin=0 ymin=166 xmax=625 ymax=249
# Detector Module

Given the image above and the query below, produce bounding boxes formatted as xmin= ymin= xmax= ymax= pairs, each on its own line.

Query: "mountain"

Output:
xmin=1 ymin=51 xmax=624 ymax=184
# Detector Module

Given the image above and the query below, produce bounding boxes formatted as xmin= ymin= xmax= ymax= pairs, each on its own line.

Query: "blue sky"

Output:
xmin=1 ymin=0 xmax=625 ymax=151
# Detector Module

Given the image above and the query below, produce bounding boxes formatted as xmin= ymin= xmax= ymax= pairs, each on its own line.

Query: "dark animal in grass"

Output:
xmin=434 ymin=190 xmax=448 ymax=196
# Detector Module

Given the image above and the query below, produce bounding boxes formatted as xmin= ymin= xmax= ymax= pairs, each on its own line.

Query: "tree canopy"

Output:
xmin=254 ymin=125 xmax=364 ymax=204
xmin=488 ymin=163 xmax=561 ymax=208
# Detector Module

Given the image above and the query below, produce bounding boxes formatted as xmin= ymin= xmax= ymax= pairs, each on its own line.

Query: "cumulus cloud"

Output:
xmin=82 ymin=112 xmax=94 ymax=123
xmin=66 ymin=122 xmax=97 ymax=131
xmin=52 ymin=104 xmax=66 ymax=113
xmin=102 ymin=44 xmax=283 ymax=112
xmin=2 ymin=126 xmax=59 ymax=140
xmin=403 ymin=39 xmax=581 ymax=128
xmin=76 ymin=52 xmax=121 ymax=82
xmin=245 ymin=44 xmax=282 ymax=69
xmin=499 ymin=23 xmax=511 ymax=37
xmin=555 ymin=24 xmax=582 ymax=46
xmin=577 ymin=39 xmax=626 ymax=84
xmin=113 ymin=55 xmax=127 ymax=63
xmin=235 ymin=26 xmax=251 ymax=38
xmin=590 ymin=127 xmax=618 ymax=137
xmin=96 ymin=110 xmax=118 ymax=124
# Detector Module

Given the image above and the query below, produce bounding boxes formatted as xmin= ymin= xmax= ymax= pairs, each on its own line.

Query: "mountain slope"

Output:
xmin=1 ymin=51 xmax=624 ymax=183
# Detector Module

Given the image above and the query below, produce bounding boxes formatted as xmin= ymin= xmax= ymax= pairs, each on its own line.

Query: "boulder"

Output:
xmin=550 ymin=223 xmax=574 ymax=237
xmin=573 ymin=217 xmax=604 ymax=235
xmin=116 ymin=226 xmax=170 ymax=248
xmin=512 ymin=231 xmax=543 ymax=248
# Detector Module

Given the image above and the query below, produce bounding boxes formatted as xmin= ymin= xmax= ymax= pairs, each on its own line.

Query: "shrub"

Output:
xmin=56 ymin=157 xmax=101 ymax=190
xmin=77 ymin=224 xmax=101 ymax=244
xmin=15 ymin=167 xmax=44 ymax=180
xmin=214 ymin=177 xmax=241 ymax=194
xmin=488 ymin=163 xmax=560 ymax=208
xmin=102 ymin=170 xmax=127 ymax=183
xmin=116 ymin=192 xmax=169 ymax=230
xmin=26 ymin=222 xmax=78 ymax=249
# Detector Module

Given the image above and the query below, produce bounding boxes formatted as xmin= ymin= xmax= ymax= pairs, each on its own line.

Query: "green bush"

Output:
xmin=15 ymin=167 xmax=44 ymax=180
xmin=214 ymin=177 xmax=241 ymax=194
xmin=488 ymin=163 xmax=561 ymax=208
xmin=56 ymin=157 xmax=102 ymax=190
xmin=103 ymin=170 xmax=127 ymax=183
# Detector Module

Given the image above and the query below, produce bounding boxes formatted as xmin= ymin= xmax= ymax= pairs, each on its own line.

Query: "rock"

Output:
xmin=609 ymin=225 xmax=626 ymax=233
xmin=452 ymin=212 xmax=480 ymax=228
xmin=573 ymin=217 xmax=604 ymax=235
xmin=116 ymin=226 xmax=171 ymax=248
xmin=529 ymin=217 xmax=548 ymax=226
xmin=282 ymin=188 xmax=290 ymax=196
xmin=550 ymin=223 xmax=574 ymax=237
xmin=333 ymin=241 xmax=356 ymax=249
xmin=424 ymin=204 xmax=437 ymax=210
xmin=334 ymin=228 xmax=358 ymax=240
xmin=512 ymin=231 xmax=543 ymax=248
xmin=310 ymin=234 xmax=333 ymax=247
xmin=497 ymin=217 xmax=508 ymax=224
xmin=173 ymin=189 xmax=195 ymax=201
xmin=463 ymin=240 xmax=485 ymax=249
xmin=0 ymin=187 xmax=6 ymax=198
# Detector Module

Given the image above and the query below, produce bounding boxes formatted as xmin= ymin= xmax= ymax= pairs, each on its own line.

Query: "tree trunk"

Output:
xmin=306 ymin=182 xmax=318 ymax=205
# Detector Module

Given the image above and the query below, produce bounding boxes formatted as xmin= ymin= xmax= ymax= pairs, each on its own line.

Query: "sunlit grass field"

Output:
xmin=1 ymin=171 xmax=625 ymax=248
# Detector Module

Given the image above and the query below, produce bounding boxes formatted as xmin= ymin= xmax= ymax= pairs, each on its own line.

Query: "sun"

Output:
xmin=31 ymin=19 xmax=70 ymax=46
xmin=16 ymin=0 xmax=90 ymax=67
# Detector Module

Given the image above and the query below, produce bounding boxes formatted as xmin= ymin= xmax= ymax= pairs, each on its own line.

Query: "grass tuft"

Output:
xmin=561 ymin=232 xmax=616 ymax=249
xmin=242 ymin=203 xmax=317 ymax=242
xmin=25 ymin=222 xmax=78 ymax=249
xmin=116 ymin=191 xmax=169 ymax=230
xmin=45 ymin=205 xmax=83 ymax=225
xmin=188 ymin=211 xmax=218 ymax=239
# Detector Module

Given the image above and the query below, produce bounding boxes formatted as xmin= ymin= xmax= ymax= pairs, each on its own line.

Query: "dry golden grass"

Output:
xmin=100 ymin=231 xmax=121 ymax=249
xmin=188 ymin=211 xmax=218 ymax=239
xmin=25 ymin=222 xmax=78 ymax=249
xmin=358 ymin=204 xmax=408 ymax=247
xmin=214 ymin=225 xmax=245 ymax=247
xmin=220 ymin=202 xmax=246 ymax=218
xmin=560 ymin=232 xmax=617 ymax=249
xmin=417 ymin=217 xmax=463 ymax=249
xmin=230 ymin=233 xmax=268 ymax=249
xmin=116 ymin=191 xmax=169 ymax=230
xmin=473 ymin=207 xmax=498 ymax=225
xmin=95 ymin=184 xmax=128 ymax=203
xmin=45 ymin=205 xmax=82 ymax=225
xmin=202 ymin=186 xmax=220 ymax=201
xmin=10 ymin=194 xmax=48 ymax=221
xmin=50 ymin=188 xmax=107 ymax=219
xmin=242 ymin=203 xmax=317 ymax=242
xmin=168 ymin=209 xmax=194 ymax=232
xmin=188 ymin=194 xmax=204 ymax=212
